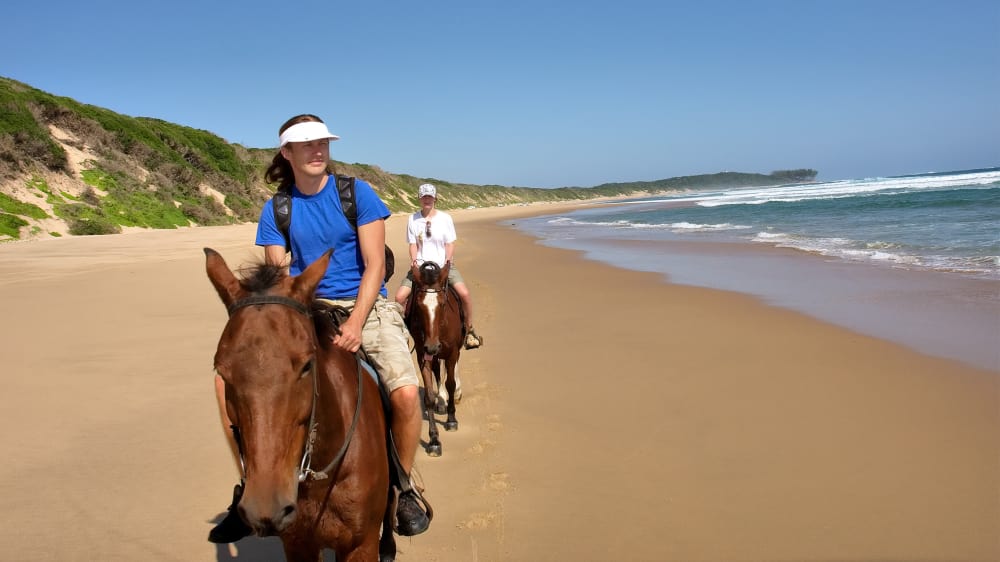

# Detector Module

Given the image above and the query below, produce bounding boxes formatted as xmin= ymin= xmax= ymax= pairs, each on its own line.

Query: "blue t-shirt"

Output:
xmin=256 ymin=175 xmax=391 ymax=299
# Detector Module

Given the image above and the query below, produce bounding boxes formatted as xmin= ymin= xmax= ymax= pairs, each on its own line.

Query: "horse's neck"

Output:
xmin=313 ymin=350 xmax=359 ymax=445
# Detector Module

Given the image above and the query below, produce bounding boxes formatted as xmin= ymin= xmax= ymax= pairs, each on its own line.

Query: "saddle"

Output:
xmin=310 ymin=302 xmax=430 ymax=505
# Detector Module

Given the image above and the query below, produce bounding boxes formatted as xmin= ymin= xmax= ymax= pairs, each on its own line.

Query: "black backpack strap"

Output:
xmin=272 ymin=190 xmax=292 ymax=251
xmin=334 ymin=175 xmax=395 ymax=284
xmin=335 ymin=175 xmax=358 ymax=229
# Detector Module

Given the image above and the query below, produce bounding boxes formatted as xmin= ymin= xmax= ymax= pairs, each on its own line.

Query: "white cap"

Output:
xmin=418 ymin=183 xmax=437 ymax=198
xmin=279 ymin=121 xmax=340 ymax=147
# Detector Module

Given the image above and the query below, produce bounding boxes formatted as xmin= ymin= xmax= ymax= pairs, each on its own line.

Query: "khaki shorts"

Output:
xmin=316 ymin=296 xmax=418 ymax=392
xmin=398 ymin=264 xmax=466 ymax=289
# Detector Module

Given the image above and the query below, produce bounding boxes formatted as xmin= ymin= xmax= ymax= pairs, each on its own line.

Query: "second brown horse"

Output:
xmin=406 ymin=261 xmax=464 ymax=457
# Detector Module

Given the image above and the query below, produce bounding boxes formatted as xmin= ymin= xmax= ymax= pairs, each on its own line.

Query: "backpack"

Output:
xmin=271 ymin=175 xmax=395 ymax=283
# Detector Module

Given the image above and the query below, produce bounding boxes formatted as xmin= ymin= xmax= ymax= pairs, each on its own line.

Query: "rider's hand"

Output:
xmin=332 ymin=318 xmax=363 ymax=353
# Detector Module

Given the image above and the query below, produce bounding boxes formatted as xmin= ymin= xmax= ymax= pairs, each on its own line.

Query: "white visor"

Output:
xmin=279 ymin=121 xmax=340 ymax=147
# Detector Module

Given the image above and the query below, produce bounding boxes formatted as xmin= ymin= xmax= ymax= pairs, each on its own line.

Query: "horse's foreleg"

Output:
xmin=432 ymin=360 xmax=447 ymax=415
xmin=443 ymin=358 xmax=459 ymax=432
xmin=421 ymin=360 xmax=442 ymax=457
xmin=378 ymin=488 xmax=397 ymax=562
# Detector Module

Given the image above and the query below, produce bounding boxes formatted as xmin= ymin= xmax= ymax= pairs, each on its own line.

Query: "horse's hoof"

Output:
xmin=380 ymin=555 xmax=395 ymax=562
xmin=427 ymin=444 xmax=442 ymax=457
xmin=435 ymin=401 xmax=447 ymax=415
xmin=444 ymin=421 xmax=458 ymax=431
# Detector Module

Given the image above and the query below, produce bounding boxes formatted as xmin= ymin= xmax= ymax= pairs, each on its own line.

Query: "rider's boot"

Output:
xmin=464 ymin=326 xmax=483 ymax=349
xmin=208 ymin=483 xmax=253 ymax=543
xmin=385 ymin=424 xmax=432 ymax=536
xmin=395 ymin=483 xmax=431 ymax=536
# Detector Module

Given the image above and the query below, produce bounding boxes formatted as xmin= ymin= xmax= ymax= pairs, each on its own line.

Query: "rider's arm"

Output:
xmin=263 ymin=245 xmax=286 ymax=267
xmin=335 ymin=218 xmax=386 ymax=352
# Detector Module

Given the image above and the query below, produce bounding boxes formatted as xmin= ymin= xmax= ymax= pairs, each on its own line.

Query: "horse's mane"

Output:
xmin=236 ymin=262 xmax=288 ymax=294
xmin=233 ymin=262 xmax=349 ymax=344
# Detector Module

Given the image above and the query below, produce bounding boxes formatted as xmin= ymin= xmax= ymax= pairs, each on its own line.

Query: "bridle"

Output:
xmin=412 ymin=262 xmax=452 ymax=308
xmin=226 ymin=295 xmax=363 ymax=483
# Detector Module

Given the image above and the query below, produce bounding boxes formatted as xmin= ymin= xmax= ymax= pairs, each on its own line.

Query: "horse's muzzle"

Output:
xmin=238 ymin=494 xmax=297 ymax=536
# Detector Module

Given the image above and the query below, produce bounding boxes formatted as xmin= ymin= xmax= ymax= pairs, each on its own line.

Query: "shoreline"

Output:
xmin=0 ymin=202 xmax=996 ymax=561
xmin=509 ymin=206 xmax=1000 ymax=372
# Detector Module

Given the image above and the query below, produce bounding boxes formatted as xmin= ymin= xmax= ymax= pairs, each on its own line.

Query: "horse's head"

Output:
xmin=409 ymin=261 xmax=453 ymax=356
xmin=204 ymin=248 xmax=330 ymax=536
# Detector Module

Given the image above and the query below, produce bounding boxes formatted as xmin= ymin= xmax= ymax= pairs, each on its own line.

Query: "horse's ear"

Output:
xmin=441 ymin=260 xmax=451 ymax=280
xmin=204 ymin=248 xmax=243 ymax=308
xmin=410 ymin=262 xmax=421 ymax=281
xmin=291 ymin=249 xmax=332 ymax=302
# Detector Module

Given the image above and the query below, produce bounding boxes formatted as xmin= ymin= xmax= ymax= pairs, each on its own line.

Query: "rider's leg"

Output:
xmin=452 ymin=281 xmax=482 ymax=348
xmin=389 ymin=384 xmax=421 ymax=475
xmin=364 ymin=298 xmax=431 ymax=536
xmin=394 ymin=271 xmax=414 ymax=315
xmin=452 ymin=282 xmax=474 ymax=330
xmin=393 ymin=285 xmax=411 ymax=308
xmin=208 ymin=375 xmax=253 ymax=544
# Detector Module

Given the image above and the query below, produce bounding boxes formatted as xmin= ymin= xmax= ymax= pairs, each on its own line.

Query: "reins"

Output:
xmin=299 ymin=357 xmax=363 ymax=482
xmin=226 ymin=295 xmax=363 ymax=484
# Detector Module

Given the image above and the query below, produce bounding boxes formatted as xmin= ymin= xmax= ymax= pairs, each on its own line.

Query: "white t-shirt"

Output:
xmin=406 ymin=210 xmax=457 ymax=266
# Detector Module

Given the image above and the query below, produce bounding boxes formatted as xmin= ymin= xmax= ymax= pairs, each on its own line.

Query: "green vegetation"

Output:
xmin=0 ymin=212 xmax=29 ymax=239
xmin=0 ymin=191 xmax=48 ymax=219
xmin=770 ymin=169 xmax=818 ymax=183
xmin=0 ymin=82 xmax=67 ymax=173
xmin=76 ymin=167 xmax=191 ymax=229
xmin=0 ymin=75 xmax=819 ymax=240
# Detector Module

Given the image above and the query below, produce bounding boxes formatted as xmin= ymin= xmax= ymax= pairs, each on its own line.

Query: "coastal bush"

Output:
xmin=0 ymin=212 xmax=28 ymax=239
xmin=0 ymin=85 xmax=68 ymax=174
xmin=770 ymin=169 xmax=818 ymax=183
xmin=0 ymin=191 xmax=48 ymax=219
xmin=81 ymin=187 xmax=101 ymax=206
xmin=68 ymin=217 xmax=120 ymax=235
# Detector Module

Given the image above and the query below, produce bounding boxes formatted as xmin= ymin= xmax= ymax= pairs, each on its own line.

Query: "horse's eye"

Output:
xmin=300 ymin=359 xmax=313 ymax=379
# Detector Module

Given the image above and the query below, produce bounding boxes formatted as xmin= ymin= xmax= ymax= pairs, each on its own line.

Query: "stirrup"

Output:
xmin=394 ymin=484 xmax=433 ymax=536
xmin=464 ymin=329 xmax=483 ymax=350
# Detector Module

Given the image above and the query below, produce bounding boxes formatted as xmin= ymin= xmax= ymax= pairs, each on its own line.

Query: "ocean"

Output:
xmin=514 ymin=168 xmax=1000 ymax=371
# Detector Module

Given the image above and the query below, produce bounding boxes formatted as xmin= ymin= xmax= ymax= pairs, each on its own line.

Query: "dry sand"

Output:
xmin=0 ymin=203 xmax=997 ymax=561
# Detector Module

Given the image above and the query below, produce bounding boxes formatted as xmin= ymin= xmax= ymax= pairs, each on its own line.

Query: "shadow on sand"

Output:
xmin=208 ymin=513 xmax=337 ymax=561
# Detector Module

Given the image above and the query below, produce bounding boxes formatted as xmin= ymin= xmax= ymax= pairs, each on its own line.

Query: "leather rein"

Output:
xmin=227 ymin=295 xmax=363 ymax=483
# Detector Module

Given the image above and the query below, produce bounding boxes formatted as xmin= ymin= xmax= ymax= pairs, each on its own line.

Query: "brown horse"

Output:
xmin=205 ymin=248 xmax=396 ymax=562
xmin=406 ymin=261 xmax=464 ymax=457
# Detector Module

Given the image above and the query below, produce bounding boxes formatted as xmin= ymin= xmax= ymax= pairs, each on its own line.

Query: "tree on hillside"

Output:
xmin=769 ymin=169 xmax=817 ymax=183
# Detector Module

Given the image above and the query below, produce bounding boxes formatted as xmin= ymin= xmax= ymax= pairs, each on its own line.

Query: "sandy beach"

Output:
xmin=1 ymin=203 xmax=997 ymax=561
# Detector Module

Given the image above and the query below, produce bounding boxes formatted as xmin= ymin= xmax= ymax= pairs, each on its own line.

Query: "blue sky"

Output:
xmin=4 ymin=0 xmax=998 ymax=187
